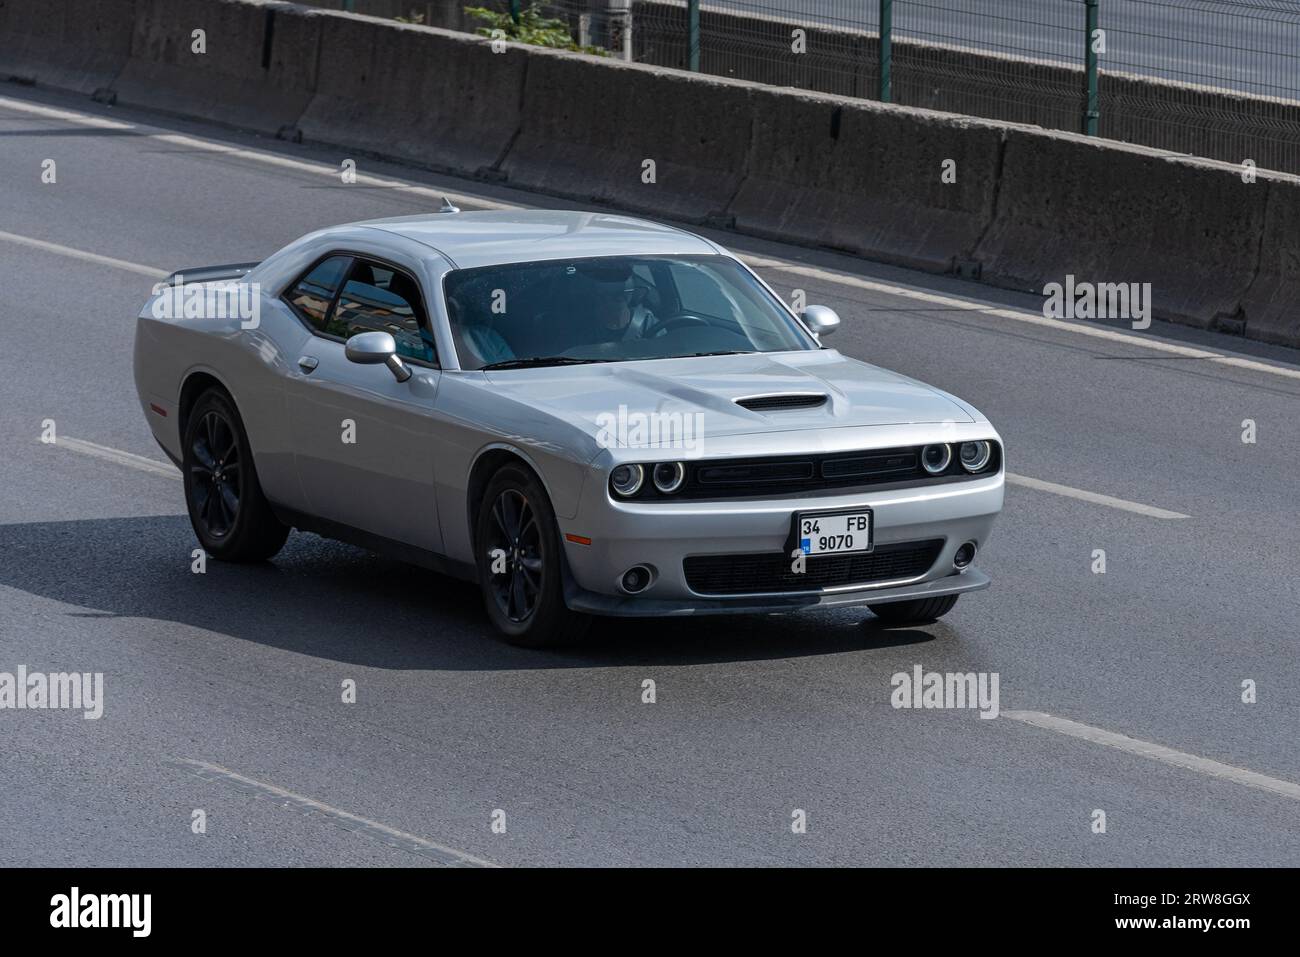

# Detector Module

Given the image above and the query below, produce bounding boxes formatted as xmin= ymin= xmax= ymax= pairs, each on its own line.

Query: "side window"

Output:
xmin=283 ymin=256 xmax=351 ymax=332
xmin=325 ymin=260 xmax=437 ymax=364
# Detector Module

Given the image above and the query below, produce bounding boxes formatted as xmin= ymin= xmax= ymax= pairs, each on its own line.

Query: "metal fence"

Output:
xmin=552 ymin=0 xmax=1300 ymax=173
xmin=302 ymin=0 xmax=1300 ymax=174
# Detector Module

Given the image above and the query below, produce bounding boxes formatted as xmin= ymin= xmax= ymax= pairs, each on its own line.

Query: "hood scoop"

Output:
xmin=734 ymin=392 xmax=828 ymax=413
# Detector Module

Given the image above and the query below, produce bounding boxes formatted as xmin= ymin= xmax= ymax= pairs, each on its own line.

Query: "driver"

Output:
xmin=573 ymin=273 xmax=654 ymax=345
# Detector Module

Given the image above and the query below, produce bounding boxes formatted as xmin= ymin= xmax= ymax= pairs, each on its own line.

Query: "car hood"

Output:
xmin=482 ymin=350 xmax=975 ymax=442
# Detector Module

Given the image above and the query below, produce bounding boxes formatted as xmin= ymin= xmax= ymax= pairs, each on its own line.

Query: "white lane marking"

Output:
xmin=0 ymin=95 xmax=134 ymax=130
xmin=172 ymin=758 xmax=498 ymax=867
xmin=744 ymin=258 xmax=1300 ymax=385
xmin=1004 ymin=710 xmax=1300 ymax=803
xmin=48 ymin=436 xmax=180 ymax=480
xmin=4 ymin=94 xmax=1300 ymax=386
xmin=1004 ymin=472 xmax=1188 ymax=520
xmin=0 ymin=229 xmax=167 ymax=278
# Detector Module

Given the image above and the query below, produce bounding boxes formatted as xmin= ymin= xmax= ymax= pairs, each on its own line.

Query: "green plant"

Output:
xmin=464 ymin=3 xmax=609 ymax=55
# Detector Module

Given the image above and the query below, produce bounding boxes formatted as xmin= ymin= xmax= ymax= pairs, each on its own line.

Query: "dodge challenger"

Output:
xmin=133 ymin=209 xmax=1004 ymax=646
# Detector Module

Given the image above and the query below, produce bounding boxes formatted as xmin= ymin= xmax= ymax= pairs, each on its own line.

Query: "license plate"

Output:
xmin=792 ymin=507 xmax=873 ymax=556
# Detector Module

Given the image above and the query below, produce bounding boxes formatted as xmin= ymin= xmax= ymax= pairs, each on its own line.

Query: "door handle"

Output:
xmin=298 ymin=355 xmax=319 ymax=373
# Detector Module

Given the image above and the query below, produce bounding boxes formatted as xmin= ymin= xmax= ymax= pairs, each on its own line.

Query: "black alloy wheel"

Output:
xmin=190 ymin=409 xmax=242 ymax=539
xmin=486 ymin=488 xmax=544 ymax=623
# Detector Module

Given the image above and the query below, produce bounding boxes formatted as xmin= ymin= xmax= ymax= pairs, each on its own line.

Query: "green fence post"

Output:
xmin=687 ymin=0 xmax=700 ymax=71
xmin=1083 ymin=0 xmax=1100 ymax=135
xmin=510 ymin=0 xmax=520 ymax=24
xmin=341 ymin=0 xmax=355 ymax=11
xmin=879 ymin=0 xmax=892 ymax=103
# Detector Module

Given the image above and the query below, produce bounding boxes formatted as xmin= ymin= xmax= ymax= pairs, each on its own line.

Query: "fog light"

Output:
xmin=954 ymin=542 xmax=977 ymax=569
xmin=921 ymin=444 xmax=952 ymax=474
xmin=620 ymin=565 xmax=653 ymax=594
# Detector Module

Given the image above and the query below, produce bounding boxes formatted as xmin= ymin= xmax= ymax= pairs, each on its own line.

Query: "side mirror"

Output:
xmin=801 ymin=305 xmax=840 ymax=338
xmin=345 ymin=331 xmax=411 ymax=382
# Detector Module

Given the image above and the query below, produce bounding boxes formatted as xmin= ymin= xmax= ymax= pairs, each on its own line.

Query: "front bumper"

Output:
xmin=565 ymin=566 xmax=990 ymax=617
xmin=560 ymin=469 xmax=1003 ymax=614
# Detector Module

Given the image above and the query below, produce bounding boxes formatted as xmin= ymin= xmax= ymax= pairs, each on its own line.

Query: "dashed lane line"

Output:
xmin=47 ymin=436 xmax=180 ymax=480
xmin=171 ymin=758 xmax=499 ymax=867
xmin=1004 ymin=710 xmax=1300 ymax=803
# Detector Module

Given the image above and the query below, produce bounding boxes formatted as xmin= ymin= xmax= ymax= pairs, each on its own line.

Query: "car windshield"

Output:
xmin=443 ymin=255 xmax=816 ymax=370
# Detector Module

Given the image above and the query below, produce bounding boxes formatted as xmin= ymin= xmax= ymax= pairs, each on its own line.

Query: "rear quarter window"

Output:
xmin=283 ymin=256 xmax=351 ymax=331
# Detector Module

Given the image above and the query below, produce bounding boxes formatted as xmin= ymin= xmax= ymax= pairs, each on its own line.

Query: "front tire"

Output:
xmin=475 ymin=464 xmax=591 ymax=647
xmin=868 ymin=594 xmax=959 ymax=626
xmin=182 ymin=388 xmax=289 ymax=562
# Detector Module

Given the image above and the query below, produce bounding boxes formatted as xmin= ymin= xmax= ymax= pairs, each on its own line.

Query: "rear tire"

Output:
xmin=475 ymin=464 xmax=591 ymax=648
xmin=182 ymin=388 xmax=289 ymax=562
xmin=867 ymin=594 xmax=958 ymax=626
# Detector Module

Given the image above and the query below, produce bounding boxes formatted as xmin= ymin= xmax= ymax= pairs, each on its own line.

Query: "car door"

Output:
xmin=280 ymin=253 xmax=443 ymax=552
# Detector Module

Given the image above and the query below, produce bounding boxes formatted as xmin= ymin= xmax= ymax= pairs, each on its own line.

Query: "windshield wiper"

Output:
xmin=481 ymin=356 xmax=614 ymax=370
xmin=676 ymin=350 xmax=750 ymax=358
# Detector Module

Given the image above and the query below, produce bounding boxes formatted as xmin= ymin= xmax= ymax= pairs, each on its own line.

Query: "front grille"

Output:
xmin=683 ymin=539 xmax=945 ymax=595
xmin=689 ymin=447 xmax=922 ymax=495
xmin=695 ymin=460 xmax=815 ymax=487
xmin=735 ymin=393 xmax=827 ymax=412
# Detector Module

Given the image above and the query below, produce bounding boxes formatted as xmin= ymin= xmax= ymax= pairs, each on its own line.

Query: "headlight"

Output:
xmin=610 ymin=463 xmax=644 ymax=497
xmin=959 ymin=441 xmax=992 ymax=473
xmin=652 ymin=461 xmax=686 ymax=494
xmin=921 ymin=444 xmax=952 ymax=475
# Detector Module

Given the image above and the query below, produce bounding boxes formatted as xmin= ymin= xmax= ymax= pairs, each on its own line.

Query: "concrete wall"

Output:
xmin=2 ymin=0 xmax=1298 ymax=347
xmin=289 ymin=0 xmax=1300 ymax=175
xmin=0 ymin=0 xmax=135 ymax=94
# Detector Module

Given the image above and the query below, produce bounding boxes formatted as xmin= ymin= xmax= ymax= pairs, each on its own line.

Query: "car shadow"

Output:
xmin=0 ymin=515 xmax=943 ymax=670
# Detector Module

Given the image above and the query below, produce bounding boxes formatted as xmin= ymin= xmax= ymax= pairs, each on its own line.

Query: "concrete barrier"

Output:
xmin=731 ymin=87 xmax=1004 ymax=273
xmin=295 ymin=15 xmax=523 ymax=175
xmin=625 ymin=0 xmax=1300 ymax=177
xmin=972 ymin=129 xmax=1269 ymax=329
xmin=0 ymin=0 xmax=134 ymax=94
xmin=1241 ymin=173 xmax=1300 ymax=346
xmin=499 ymin=48 xmax=752 ymax=222
xmin=112 ymin=0 xmax=320 ymax=134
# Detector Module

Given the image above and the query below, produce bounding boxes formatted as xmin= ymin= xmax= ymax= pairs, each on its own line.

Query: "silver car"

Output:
xmin=133 ymin=209 xmax=1003 ymax=646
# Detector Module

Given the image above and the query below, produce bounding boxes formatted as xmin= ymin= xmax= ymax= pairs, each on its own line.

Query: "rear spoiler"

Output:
xmin=162 ymin=262 xmax=260 ymax=285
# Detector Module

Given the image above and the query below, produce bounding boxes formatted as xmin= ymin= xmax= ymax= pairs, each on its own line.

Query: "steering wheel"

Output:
xmin=644 ymin=313 xmax=711 ymax=338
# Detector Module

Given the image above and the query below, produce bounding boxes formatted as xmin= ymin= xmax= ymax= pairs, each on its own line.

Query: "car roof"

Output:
xmin=352 ymin=209 xmax=722 ymax=270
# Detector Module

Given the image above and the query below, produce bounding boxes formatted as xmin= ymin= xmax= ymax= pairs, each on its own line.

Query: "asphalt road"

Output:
xmin=1 ymin=86 xmax=1299 ymax=867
